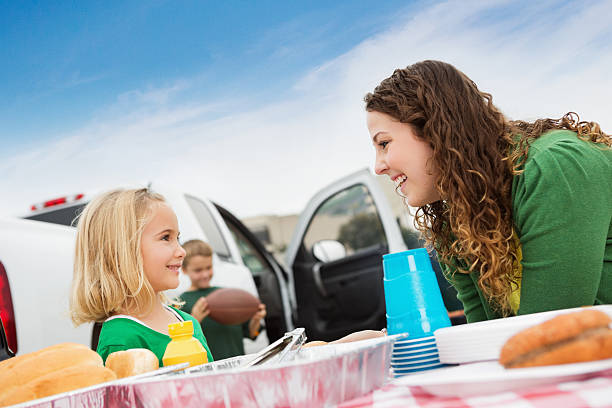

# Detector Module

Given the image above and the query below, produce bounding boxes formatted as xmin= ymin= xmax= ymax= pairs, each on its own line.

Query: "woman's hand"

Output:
xmin=190 ymin=296 xmax=210 ymax=322
xmin=248 ymin=303 xmax=266 ymax=338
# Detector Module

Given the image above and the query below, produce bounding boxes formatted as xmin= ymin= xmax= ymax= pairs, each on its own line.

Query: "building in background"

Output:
xmin=242 ymin=214 xmax=299 ymax=264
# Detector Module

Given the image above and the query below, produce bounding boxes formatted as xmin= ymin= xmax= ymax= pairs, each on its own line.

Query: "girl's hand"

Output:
xmin=191 ymin=296 xmax=210 ymax=322
xmin=248 ymin=303 xmax=266 ymax=338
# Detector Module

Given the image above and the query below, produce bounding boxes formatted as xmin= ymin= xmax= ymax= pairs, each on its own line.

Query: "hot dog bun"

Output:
xmin=0 ymin=366 xmax=116 ymax=406
xmin=0 ymin=342 xmax=88 ymax=371
xmin=499 ymin=309 xmax=612 ymax=368
xmin=0 ymin=386 xmax=37 ymax=407
xmin=0 ymin=344 xmax=102 ymax=390
xmin=105 ymin=348 xmax=159 ymax=378
xmin=26 ymin=364 xmax=116 ymax=399
xmin=0 ymin=343 xmax=115 ymax=407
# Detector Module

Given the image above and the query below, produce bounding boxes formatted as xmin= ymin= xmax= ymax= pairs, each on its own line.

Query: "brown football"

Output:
xmin=206 ymin=288 xmax=260 ymax=325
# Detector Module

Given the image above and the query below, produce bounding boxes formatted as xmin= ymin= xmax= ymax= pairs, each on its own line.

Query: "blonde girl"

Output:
xmin=70 ymin=188 xmax=213 ymax=365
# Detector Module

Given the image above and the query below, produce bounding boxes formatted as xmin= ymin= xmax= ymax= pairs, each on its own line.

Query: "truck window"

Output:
xmin=303 ymin=184 xmax=388 ymax=256
xmin=23 ymin=204 xmax=86 ymax=227
xmin=184 ymin=195 xmax=232 ymax=262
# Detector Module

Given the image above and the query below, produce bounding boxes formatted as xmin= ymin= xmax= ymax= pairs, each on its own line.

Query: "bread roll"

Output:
xmin=0 ymin=342 xmax=88 ymax=371
xmin=105 ymin=348 xmax=159 ymax=378
xmin=0 ymin=385 xmax=37 ymax=407
xmin=28 ymin=364 xmax=116 ymax=399
xmin=499 ymin=309 xmax=612 ymax=368
xmin=0 ymin=365 xmax=116 ymax=406
xmin=0 ymin=342 xmax=114 ymax=407
xmin=0 ymin=344 xmax=101 ymax=390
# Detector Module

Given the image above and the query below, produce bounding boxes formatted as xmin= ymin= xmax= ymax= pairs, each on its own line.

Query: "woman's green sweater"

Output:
xmin=444 ymin=130 xmax=612 ymax=322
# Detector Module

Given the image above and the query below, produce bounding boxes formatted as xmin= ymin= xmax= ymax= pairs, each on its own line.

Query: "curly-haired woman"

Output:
xmin=365 ymin=60 xmax=612 ymax=323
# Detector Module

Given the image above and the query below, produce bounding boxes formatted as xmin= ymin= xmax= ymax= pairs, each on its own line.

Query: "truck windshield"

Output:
xmin=23 ymin=204 xmax=86 ymax=227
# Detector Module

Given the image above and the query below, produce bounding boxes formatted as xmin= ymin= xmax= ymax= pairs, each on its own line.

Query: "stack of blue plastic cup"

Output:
xmin=383 ymin=248 xmax=451 ymax=377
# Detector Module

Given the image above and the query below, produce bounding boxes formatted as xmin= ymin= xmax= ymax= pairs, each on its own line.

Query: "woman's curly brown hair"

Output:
xmin=364 ymin=60 xmax=611 ymax=316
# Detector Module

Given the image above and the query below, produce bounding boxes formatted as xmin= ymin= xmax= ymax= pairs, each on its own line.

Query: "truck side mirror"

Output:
xmin=312 ymin=240 xmax=347 ymax=263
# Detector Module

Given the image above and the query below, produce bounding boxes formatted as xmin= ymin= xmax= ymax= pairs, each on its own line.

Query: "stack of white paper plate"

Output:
xmin=434 ymin=305 xmax=612 ymax=364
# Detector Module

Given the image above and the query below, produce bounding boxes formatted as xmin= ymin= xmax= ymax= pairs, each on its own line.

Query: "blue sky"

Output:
xmin=1 ymin=0 xmax=611 ymax=218
xmin=1 ymin=0 xmax=417 ymax=150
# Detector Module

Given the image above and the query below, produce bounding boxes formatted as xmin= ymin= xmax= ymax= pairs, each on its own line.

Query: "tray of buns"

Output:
xmin=4 ymin=331 xmax=400 ymax=408
xmin=434 ymin=305 xmax=612 ymax=364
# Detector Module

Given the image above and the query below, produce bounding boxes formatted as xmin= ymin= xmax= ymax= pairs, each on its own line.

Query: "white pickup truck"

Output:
xmin=3 ymin=169 xmax=463 ymax=359
xmin=0 ymin=217 xmax=91 ymax=357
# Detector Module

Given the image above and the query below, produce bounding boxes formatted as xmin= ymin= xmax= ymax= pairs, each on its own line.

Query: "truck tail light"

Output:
xmin=0 ymin=261 xmax=17 ymax=354
xmin=30 ymin=193 xmax=85 ymax=212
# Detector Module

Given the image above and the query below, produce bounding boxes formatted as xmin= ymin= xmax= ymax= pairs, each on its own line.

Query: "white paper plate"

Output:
xmin=393 ymin=362 xmax=446 ymax=375
xmin=435 ymin=305 xmax=612 ymax=364
xmin=395 ymin=358 xmax=612 ymax=397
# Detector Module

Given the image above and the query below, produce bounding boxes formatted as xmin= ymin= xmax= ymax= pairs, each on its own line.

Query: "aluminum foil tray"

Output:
xmin=14 ymin=334 xmax=401 ymax=408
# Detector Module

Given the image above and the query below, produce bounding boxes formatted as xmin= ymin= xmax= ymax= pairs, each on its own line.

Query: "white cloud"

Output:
xmin=2 ymin=0 xmax=611 ymax=219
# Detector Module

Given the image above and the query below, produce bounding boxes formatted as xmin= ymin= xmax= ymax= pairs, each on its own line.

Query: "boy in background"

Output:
xmin=179 ymin=239 xmax=266 ymax=360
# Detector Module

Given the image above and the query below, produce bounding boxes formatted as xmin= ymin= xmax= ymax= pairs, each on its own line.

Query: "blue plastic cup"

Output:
xmin=383 ymin=248 xmax=451 ymax=337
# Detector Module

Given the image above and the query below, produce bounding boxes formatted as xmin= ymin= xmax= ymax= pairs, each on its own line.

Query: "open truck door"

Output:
xmin=285 ymin=168 xmax=464 ymax=342
xmin=284 ymin=169 xmax=408 ymax=342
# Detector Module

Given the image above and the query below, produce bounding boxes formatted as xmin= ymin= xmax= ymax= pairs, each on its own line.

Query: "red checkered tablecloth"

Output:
xmin=339 ymin=372 xmax=612 ymax=408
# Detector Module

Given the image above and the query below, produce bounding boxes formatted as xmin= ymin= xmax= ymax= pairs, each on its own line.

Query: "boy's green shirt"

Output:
xmin=444 ymin=130 xmax=612 ymax=322
xmin=180 ymin=287 xmax=254 ymax=361
xmin=96 ymin=305 xmax=214 ymax=366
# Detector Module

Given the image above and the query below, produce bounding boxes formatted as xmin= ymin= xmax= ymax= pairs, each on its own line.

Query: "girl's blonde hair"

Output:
xmin=70 ymin=188 xmax=166 ymax=325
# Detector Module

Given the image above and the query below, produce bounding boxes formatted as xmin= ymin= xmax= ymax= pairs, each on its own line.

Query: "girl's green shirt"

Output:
xmin=96 ymin=305 xmax=214 ymax=366
xmin=444 ymin=130 xmax=612 ymax=322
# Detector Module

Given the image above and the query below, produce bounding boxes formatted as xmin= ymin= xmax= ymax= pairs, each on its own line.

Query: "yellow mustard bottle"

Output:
xmin=162 ymin=320 xmax=208 ymax=367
